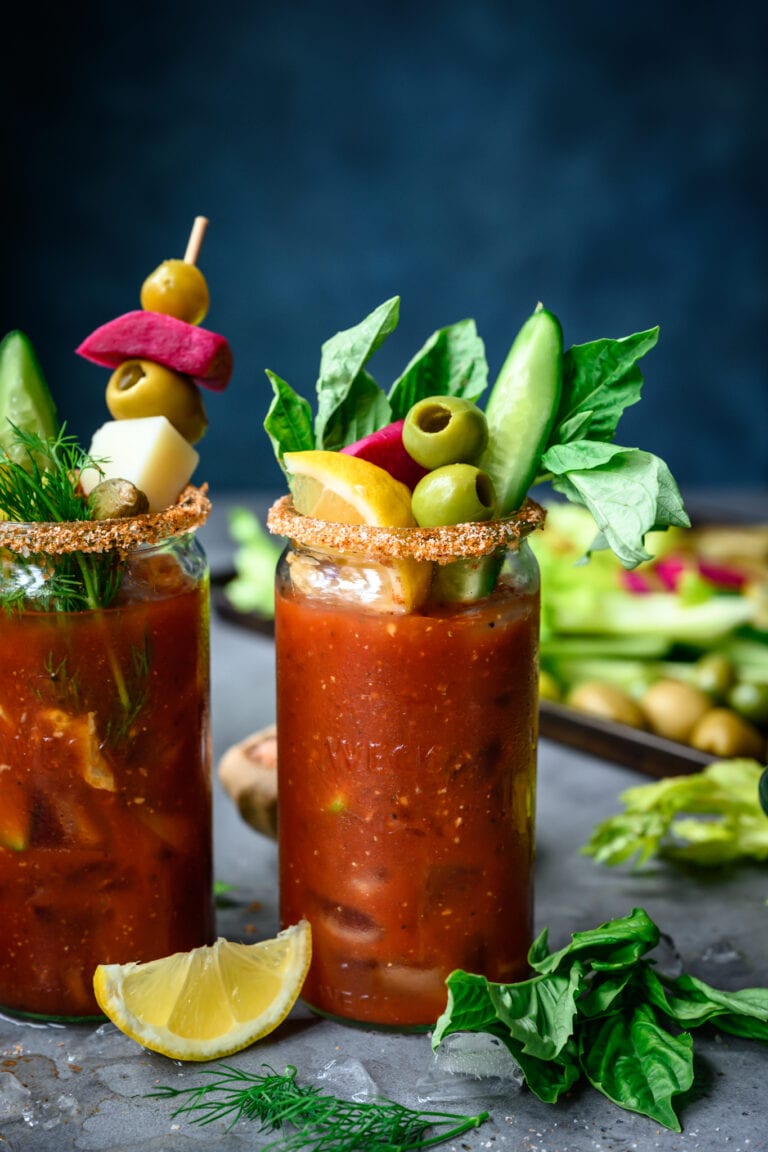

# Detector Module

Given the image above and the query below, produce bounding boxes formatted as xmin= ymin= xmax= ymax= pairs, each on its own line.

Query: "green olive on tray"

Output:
xmin=639 ymin=679 xmax=712 ymax=744
xmin=727 ymin=681 xmax=768 ymax=726
xmin=566 ymin=681 xmax=646 ymax=730
xmin=692 ymin=652 xmax=736 ymax=698
xmin=689 ymin=707 xmax=766 ymax=760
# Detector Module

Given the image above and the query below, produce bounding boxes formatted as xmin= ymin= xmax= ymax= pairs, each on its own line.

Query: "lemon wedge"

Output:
xmin=92 ymin=922 xmax=311 ymax=1061
xmin=283 ymin=450 xmax=431 ymax=611
xmin=284 ymin=449 xmax=415 ymax=526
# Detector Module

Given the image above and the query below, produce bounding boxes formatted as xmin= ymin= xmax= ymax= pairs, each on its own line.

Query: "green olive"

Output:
xmin=567 ymin=681 xmax=646 ymax=729
xmin=689 ymin=707 xmax=766 ymax=760
xmin=140 ymin=259 xmax=210 ymax=325
xmin=106 ymin=360 xmax=208 ymax=443
xmin=88 ymin=477 xmax=149 ymax=520
xmin=726 ymin=681 xmax=768 ymax=726
xmin=403 ymin=396 xmax=489 ymax=470
xmin=692 ymin=652 xmax=736 ymax=699
xmin=411 ymin=464 xmax=496 ymax=527
xmin=640 ymin=678 xmax=712 ymax=743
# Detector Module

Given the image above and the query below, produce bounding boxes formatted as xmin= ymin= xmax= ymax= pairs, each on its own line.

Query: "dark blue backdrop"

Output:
xmin=6 ymin=0 xmax=768 ymax=496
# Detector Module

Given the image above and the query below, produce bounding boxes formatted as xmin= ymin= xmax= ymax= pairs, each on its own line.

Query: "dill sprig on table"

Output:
xmin=0 ymin=424 xmax=122 ymax=612
xmin=149 ymin=1063 xmax=490 ymax=1152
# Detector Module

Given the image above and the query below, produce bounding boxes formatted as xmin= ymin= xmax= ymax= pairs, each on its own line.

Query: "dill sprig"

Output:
xmin=106 ymin=634 xmax=153 ymax=744
xmin=149 ymin=1063 xmax=490 ymax=1151
xmin=0 ymin=424 xmax=122 ymax=612
xmin=0 ymin=424 xmax=93 ymax=523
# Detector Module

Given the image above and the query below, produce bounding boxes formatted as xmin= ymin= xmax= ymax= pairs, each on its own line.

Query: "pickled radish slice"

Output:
xmin=341 ymin=420 xmax=427 ymax=489
xmin=76 ymin=311 xmax=233 ymax=392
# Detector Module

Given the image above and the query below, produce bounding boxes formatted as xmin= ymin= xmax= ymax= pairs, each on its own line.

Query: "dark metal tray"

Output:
xmin=539 ymin=699 xmax=713 ymax=778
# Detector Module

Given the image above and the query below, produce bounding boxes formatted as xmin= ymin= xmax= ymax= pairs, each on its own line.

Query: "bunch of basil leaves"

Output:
xmin=432 ymin=907 xmax=768 ymax=1131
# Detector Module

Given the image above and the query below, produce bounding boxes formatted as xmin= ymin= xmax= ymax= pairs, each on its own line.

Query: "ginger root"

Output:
xmin=218 ymin=724 xmax=278 ymax=839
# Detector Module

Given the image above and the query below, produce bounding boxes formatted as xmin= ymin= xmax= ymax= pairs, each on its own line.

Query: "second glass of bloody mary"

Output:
xmin=0 ymin=486 xmax=214 ymax=1020
xmin=268 ymin=494 xmax=545 ymax=1029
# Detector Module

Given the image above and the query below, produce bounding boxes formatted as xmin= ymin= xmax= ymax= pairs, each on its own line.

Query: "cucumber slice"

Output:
xmin=479 ymin=306 xmax=562 ymax=515
xmin=0 ymin=331 xmax=59 ymax=462
xmin=431 ymin=554 xmax=504 ymax=604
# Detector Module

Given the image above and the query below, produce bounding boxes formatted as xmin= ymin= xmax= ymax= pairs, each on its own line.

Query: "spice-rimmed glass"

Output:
xmin=0 ymin=486 xmax=214 ymax=1020
xmin=268 ymin=495 xmax=544 ymax=1030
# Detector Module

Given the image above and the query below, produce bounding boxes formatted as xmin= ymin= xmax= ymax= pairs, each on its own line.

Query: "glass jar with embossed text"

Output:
xmin=269 ymin=494 xmax=544 ymax=1029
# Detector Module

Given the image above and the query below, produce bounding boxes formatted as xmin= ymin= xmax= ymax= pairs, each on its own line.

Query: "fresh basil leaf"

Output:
xmin=314 ymin=297 xmax=399 ymax=448
xmin=670 ymin=973 xmax=768 ymax=1027
xmin=510 ymin=1037 xmax=582 ymax=1104
xmin=543 ymin=443 xmax=690 ymax=569
xmin=577 ymin=968 xmax=637 ymax=1018
xmin=529 ymin=908 xmax=659 ymax=975
xmin=263 ymin=370 xmax=314 ymax=473
xmin=433 ymin=970 xmax=581 ymax=1100
xmin=553 ymin=328 xmax=659 ymax=445
xmin=432 ymin=970 xmax=505 ymax=1049
xmin=320 ymin=369 xmax=392 ymax=451
xmin=633 ymin=967 xmax=768 ymax=1046
xmin=489 ymin=964 xmax=584 ymax=1060
xmin=554 ymin=408 xmax=594 ymax=443
xmin=388 ymin=319 xmax=488 ymax=420
xmin=528 ymin=926 xmax=552 ymax=969
xmin=711 ymin=1014 xmax=768 ymax=1042
xmin=579 ymin=1004 xmax=693 ymax=1131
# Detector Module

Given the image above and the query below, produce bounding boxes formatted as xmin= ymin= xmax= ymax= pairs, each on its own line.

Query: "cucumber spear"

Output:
xmin=0 ymin=331 xmax=59 ymax=466
xmin=431 ymin=306 xmax=562 ymax=602
xmin=479 ymin=304 xmax=562 ymax=515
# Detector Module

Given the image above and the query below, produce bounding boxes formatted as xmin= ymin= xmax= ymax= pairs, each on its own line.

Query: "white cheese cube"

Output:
xmin=80 ymin=416 xmax=199 ymax=513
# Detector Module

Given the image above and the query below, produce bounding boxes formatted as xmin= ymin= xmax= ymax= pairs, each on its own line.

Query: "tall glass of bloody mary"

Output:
xmin=268 ymin=495 xmax=544 ymax=1029
xmin=262 ymin=293 xmax=688 ymax=1029
xmin=0 ymin=486 xmax=214 ymax=1020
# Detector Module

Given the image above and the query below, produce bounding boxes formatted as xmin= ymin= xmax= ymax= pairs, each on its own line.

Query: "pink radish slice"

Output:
xmin=76 ymin=311 xmax=233 ymax=391
xmin=341 ymin=420 xmax=428 ymax=489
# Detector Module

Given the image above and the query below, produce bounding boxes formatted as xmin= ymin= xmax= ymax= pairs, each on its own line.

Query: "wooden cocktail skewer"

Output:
xmin=184 ymin=216 xmax=209 ymax=265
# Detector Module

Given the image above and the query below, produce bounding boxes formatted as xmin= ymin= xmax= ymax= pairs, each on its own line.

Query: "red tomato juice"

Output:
xmin=275 ymin=573 xmax=539 ymax=1028
xmin=0 ymin=543 xmax=213 ymax=1018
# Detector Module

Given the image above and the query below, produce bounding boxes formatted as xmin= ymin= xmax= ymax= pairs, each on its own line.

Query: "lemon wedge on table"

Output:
xmin=283 ymin=450 xmax=432 ymax=612
xmin=92 ymin=922 xmax=311 ymax=1062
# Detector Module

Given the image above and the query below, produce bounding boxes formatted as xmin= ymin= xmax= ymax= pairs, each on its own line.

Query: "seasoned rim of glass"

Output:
xmin=0 ymin=485 xmax=211 ymax=556
xmin=267 ymin=494 xmax=545 ymax=563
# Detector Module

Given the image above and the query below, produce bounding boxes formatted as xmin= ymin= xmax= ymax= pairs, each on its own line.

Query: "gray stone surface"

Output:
xmin=0 ymin=497 xmax=765 ymax=1151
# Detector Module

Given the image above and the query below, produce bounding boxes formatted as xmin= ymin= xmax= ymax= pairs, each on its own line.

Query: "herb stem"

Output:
xmin=72 ymin=549 xmax=130 ymax=710
xmin=149 ymin=1063 xmax=490 ymax=1151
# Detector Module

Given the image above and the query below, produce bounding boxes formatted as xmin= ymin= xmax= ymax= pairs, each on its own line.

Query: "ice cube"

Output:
xmin=0 ymin=1070 xmax=32 ymax=1121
